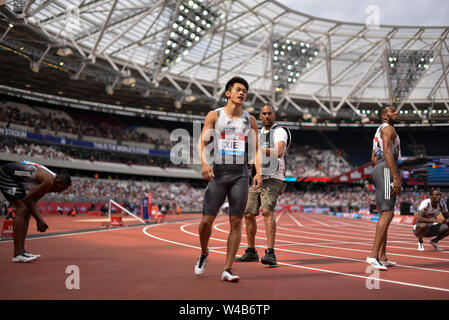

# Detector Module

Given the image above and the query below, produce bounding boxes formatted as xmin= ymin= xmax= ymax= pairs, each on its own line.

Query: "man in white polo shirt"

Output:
xmin=235 ymin=104 xmax=290 ymax=265
xmin=414 ymin=188 xmax=449 ymax=251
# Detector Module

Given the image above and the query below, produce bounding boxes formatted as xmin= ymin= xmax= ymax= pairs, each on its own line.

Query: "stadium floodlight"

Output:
xmin=302 ymin=112 xmax=313 ymax=120
xmin=122 ymin=77 xmax=136 ymax=86
xmin=30 ymin=61 xmax=40 ymax=73
xmin=56 ymin=47 xmax=73 ymax=57
xmin=387 ymin=50 xmax=433 ymax=103
xmin=162 ymin=0 xmax=221 ymax=67
xmin=272 ymin=38 xmax=319 ymax=93
xmin=105 ymin=85 xmax=114 ymax=95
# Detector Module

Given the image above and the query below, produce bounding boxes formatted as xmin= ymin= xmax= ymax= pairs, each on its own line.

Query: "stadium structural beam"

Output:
xmin=132 ymin=61 xmax=152 ymax=83
xmin=252 ymin=89 xmax=269 ymax=105
xmin=333 ymin=46 xmax=386 ymax=113
xmin=439 ymin=43 xmax=449 ymax=100
xmin=69 ymin=36 xmax=87 ymax=58
xmin=75 ymin=4 xmax=160 ymax=44
xmin=396 ymin=29 xmax=449 ymax=111
xmin=88 ymin=0 xmax=119 ymax=62
xmin=409 ymin=102 xmax=424 ymax=119
xmin=0 ymin=23 xmax=12 ymax=42
xmin=26 ymin=0 xmax=56 ymax=18
xmin=223 ymin=48 xmax=271 ymax=80
xmin=350 ymin=28 xmax=425 ymax=101
xmin=218 ymin=27 xmax=270 ymax=82
xmin=316 ymin=28 xmax=398 ymax=96
xmin=72 ymin=62 xmax=87 ymax=80
xmin=38 ymin=0 xmax=111 ymax=25
xmin=311 ymin=94 xmax=332 ymax=115
xmin=23 ymin=0 xmax=35 ymax=17
xmin=103 ymin=53 xmax=121 ymax=73
xmin=96 ymin=2 xmax=163 ymax=57
xmin=111 ymin=6 xmax=167 ymax=58
xmin=165 ymin=74 xmax=183 ymax=92
xmin=285 ymin=95 xmax=304 ymax=113
xmin=190 ymin=78 xmax=213 ymax=99
xmin=286 ymin=25 xmax=366 ymax=96
xmin=236 ymin=0 xmax=276 ymax=26
xmin=325 ymin=35 xmax=334 ymax=110
xmin=216 ymin=1 xmax=232 ymax=87
xmin=345 ymin=100 xmax=364 ymax=120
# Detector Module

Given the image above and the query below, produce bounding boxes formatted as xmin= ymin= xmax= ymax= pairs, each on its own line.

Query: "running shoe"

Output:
xmin=235 ymin=248 xmax=259 ymax=262
xmin=261 ymin=249 xmax=277 ymax=265
xmin=429 ymin=240 xmax=443 ymax=251
xmin=23 ymin=251 xmax=41 ymax=259
xmin=12 ymin=253 xmax=36 ymax=263
xmin=366 ymin=257 xmax=387 ymax=270
xmin=194 ymin=253 xmax=209 ymax=275
xmin=221 ymin=269 xmax=240 ymax=282
xmin=380 ymin=259 xmax=397 ymax=267
xmin=418 ymin=242 xmax=424 ymax=251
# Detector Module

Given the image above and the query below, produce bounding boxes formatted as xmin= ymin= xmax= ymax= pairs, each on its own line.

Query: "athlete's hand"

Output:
xmin=391 ymin=177 xmax=401 ymax=195
xmin=201 ymin=163 xmax=215 ymax=181
xmin=37 ymin=219 xmax=49 ymax=233
xmin=253 ymin=173 xmax=262 ymax=190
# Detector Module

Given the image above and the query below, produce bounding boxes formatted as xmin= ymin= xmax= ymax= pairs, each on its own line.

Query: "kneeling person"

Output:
xmin=414 ymin=188 xmax=449 ymax=251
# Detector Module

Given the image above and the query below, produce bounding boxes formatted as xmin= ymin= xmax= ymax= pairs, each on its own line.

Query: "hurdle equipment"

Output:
xmin=105 ymin=199 xmax=147 ymax=228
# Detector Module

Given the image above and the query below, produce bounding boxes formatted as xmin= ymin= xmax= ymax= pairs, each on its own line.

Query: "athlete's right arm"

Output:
xmin=417 ymin=210 xmax=438 ymax=224
xmin=380 ymin=126 xmax=401 ymax=195
xmin=371 ymin=149 xmax=378 ymax=165
xmin=22 ymin=168 xmax=52 ymax=231
xmin=198 ymin=111 xmax=217 ymax=181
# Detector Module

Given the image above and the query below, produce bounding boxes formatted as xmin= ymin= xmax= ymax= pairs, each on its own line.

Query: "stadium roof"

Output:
xmin=1 ymin=0 xmax=449 ymax=123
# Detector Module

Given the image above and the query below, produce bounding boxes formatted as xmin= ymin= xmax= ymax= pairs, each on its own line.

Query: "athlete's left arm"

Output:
xmin=442 ymin=203 xmax=449 ymax=225
xmin=249 ymin=115 xmax=262 ymax=189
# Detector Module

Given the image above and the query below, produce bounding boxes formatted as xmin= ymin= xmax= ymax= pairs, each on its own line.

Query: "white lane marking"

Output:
xmin=142 ymin=223 xmax=449 ymax=293
xmin=287 ymin=212 xmax=303 ymax=227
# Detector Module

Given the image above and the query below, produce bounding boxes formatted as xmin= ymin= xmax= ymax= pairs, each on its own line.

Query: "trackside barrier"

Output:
xmin=110 ymin=216 xmax=124 ymax=227
xmin=1 ymin=220 xmax=13 ymax=239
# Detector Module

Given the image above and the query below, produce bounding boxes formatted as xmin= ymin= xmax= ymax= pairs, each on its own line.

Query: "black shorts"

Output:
xmin=202 ymin=165 xmax=249 ymax=217
xmin=372 ymin=163 xmax=396 ymax=213
xmin=0 ymin=164 xmax=26 ymax=202
xmin=413 ymin=223 xmax=448 ymax=237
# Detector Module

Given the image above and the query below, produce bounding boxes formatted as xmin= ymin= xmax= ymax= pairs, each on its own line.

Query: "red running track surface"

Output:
xmin=0 ymin=212 xmax=448 ymax=300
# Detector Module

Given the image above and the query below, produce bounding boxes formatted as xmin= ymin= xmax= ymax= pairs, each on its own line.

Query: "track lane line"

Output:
xmin=143 ymin=222 xmax=449 ymax=293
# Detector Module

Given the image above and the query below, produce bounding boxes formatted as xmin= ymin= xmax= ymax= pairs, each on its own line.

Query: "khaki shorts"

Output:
xmin=245 ymin=178 xmax=286 ymax=215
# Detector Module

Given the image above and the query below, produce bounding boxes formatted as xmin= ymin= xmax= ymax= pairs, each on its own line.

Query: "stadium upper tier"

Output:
xmin=0 ymin=0 xmax=448 ymax=124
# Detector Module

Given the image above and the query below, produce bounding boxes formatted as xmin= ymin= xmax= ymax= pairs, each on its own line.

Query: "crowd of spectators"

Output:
xmin=0 ymin=136 xmax=187 ymax=168
xmin=38 ymin=175 xmax=448 ymax=214
xmin=280 ymin=186 xmax=448 ymax=213
xmin=0 ymin=137 xmax=71 ymax=161
xmin=285 ymin=145 xmax=352 ymax=178
xmin=0 ymin=105 xmax=171 ymax=149
xmin=43 ymin=177 xmax=204 ymax=212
